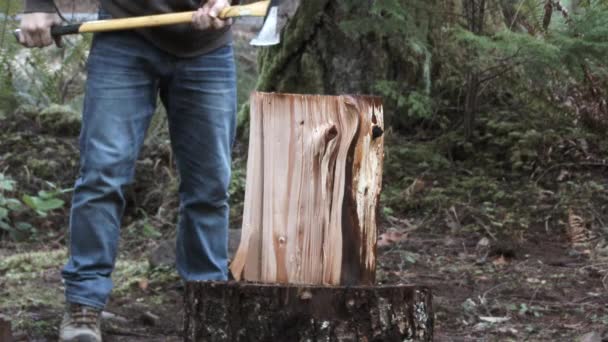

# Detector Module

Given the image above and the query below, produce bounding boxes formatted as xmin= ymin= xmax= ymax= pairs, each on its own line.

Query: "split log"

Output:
xmin=0 ymin=315 xmax=12 ymax=342
xmin=184 ymin=282 xmax=433 ymax=342
xmin=230 ymin=92 xmax=384 ymax=285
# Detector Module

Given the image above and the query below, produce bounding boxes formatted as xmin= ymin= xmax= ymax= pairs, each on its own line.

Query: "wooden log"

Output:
xmin=230 ymin=92 xmax=384 ymax=285
xmin=0 ymin=315 xmax=12 ymax=342
xmin=184 ymin=281 xmax=433 ymax=342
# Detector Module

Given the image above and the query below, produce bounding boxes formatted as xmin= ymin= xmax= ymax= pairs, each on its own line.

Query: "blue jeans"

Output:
xmin=61 ymin=30 xmax=237 ymax=309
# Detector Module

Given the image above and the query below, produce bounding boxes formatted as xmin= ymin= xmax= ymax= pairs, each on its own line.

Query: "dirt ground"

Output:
xmin=378 ymin=222 xmax=608 ymax=341
xmin=2 ymin=218 xmax=607 ymax=341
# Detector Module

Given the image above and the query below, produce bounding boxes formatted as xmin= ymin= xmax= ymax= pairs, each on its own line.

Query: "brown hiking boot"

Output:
xmin=59 ymin=303 xmax=102 ymax=342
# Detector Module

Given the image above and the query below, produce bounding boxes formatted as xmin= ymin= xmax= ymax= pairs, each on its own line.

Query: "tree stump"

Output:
xmin=184 ymin=93 xmax=433 ymax=341
xmin=230 ymin=92 xmax=385 ymax=285
xmin=184 ymin=282 xmax=433 ymax=342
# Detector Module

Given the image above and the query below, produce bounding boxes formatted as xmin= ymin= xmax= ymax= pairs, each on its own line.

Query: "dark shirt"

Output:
xmin=24 ymin=0 xmax=232 ymax=57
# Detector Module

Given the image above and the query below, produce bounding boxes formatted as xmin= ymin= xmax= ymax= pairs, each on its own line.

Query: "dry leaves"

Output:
xmin=492 ymin=255 xmax=510 ymax=267
xmin=138 ymin=278 xmax=149 ymax=291
xmin=378 ymin=228 xmax=408 ymax=248
xmin=403 ymin=178 xmax=426 ymax=200
xmin=567 ymin=209 xmax=598 ymax=249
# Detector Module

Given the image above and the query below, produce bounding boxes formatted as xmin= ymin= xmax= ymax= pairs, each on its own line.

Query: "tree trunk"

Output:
xmin=184 ymin=282 xmax=433 ymax=342
xmin=247 ymin=0 xmax=435 ymax=131
xmin=230 ymin=92 xmax=384 ymax=286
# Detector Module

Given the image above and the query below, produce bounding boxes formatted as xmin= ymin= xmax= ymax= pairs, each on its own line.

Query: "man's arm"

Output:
xmin=20 ymin=0 xmax=61 ymax=48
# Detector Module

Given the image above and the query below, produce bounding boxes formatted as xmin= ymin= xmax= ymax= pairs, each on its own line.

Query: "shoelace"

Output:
xmin=70 ymin=306 xmax=100 ymax=326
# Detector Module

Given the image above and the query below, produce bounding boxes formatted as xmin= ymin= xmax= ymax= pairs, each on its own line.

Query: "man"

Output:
xmin=19 ymin=0 xmax=236 ymax=340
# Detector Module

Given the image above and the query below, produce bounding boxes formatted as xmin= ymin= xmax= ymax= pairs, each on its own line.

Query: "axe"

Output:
xmin=14 ymin=0 xmax=280 ymax=46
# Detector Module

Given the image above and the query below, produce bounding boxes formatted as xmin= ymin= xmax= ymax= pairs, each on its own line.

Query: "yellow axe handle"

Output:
xmin=77 ymin=1 xmax=270 ymax=33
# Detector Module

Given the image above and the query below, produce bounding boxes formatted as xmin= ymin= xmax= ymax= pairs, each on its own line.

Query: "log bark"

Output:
xmin=230 ymin=92 xmax=384 ymax=286
xmin=184 ymin=281 xmax=433 ymax=342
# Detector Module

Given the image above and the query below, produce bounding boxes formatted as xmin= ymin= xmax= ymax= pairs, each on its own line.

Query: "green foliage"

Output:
xmin=0 ymin=172 xmax=70 ymax=240
xmin=14 ymin=35 xmax=91 ymax=110
xmin=1 ymin=27 xmax=91 ymax=113
xmin=0 ymin=3 xmax=20 ymax=116
xmin=0 ymin=173 xmax=20 ymax=226
xmin=454 ymin=2 xmax=608 ymax=86
xmin=22 ymin=187 xmax=71 ymax=217
xmin=0 ymin=173 xmax=31 ymax=241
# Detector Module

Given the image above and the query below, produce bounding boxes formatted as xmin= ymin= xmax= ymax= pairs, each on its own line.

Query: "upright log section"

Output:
xmin=231 ymin=92 xmax=384 ymax=285
xmin=184 ymin=93 xmax=433 ymax=341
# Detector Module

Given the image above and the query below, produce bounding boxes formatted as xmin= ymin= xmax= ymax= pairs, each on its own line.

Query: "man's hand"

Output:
xmin=19 ymin=12 xmax=62 ymax=48
xmin=192 ymin=0 xmax=233 ymax=31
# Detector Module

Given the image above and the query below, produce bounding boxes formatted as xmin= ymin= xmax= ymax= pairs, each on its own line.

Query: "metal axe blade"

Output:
xmin=250 ymin=0 xmax=280 ymax=46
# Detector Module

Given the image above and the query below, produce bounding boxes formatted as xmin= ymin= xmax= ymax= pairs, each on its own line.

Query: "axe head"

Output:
xmin=250 ymin=0 xmax=280 ymax=46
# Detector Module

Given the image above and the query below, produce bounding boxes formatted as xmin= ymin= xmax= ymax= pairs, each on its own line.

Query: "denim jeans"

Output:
xmin=61 ymin=30 xmax=237 ymax=309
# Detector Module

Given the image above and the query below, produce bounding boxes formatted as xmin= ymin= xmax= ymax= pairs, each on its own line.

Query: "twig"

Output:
xmin=527 ymin=285 xmax=542 ymax=308
xmin=587 ymin=206 xmax=607 ymax=231
xmin=472 ymin=215 xmax=498 ymax=241
xmin=533 ymin=162 xmax=608 ymax=184
xmin=509 ymin=0 xmax=527 ymax=31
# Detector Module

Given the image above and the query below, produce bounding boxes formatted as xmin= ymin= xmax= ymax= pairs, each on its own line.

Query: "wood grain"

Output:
xmin=230 ymin=92 xmax=384 ymax=285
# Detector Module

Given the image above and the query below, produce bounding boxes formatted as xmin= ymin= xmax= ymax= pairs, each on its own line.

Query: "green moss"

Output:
xmin=0 ymin=249 xmax=180 ymax=310
xmin=38 ymin=104 xmax=82 ymax=136
xmin=14 ymin=315 xmax=58 ymax=337
xmin=0 ymin=249 xmax=67 ymax=274
xmin=256 ymin=0 xmax=330 ymax=93
xmin=27 ymin=158 xmax=61 ymax=180
xmin=112 ymin=258 xmax=179 ymax=296
xmin=0 ymin=249 xmax=67 ymax=308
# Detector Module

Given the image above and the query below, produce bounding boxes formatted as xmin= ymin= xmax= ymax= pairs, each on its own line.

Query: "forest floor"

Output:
xmin=2 ymin=25 xmax=608 ymax=342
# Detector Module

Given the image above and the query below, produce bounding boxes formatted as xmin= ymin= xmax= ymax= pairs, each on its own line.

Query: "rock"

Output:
xmin=140 ymin=311 xmax=160 ymax=327
xmin=101 ymin=311 xmax=129 ymax=324
xmin=148 ymin=239 xmax=175 ymax=269
xmin=578 ymin=331 xmax=601 ymax=342
xmin=148 ymin=229 xmax=242 ymax=269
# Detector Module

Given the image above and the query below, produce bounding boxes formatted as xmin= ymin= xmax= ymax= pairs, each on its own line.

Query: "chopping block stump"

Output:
xmin=184 ymin=93 xmax=433 ymax=341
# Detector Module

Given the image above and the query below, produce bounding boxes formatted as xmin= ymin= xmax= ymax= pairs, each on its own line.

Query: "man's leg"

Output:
xmin=161 ymin=44 xmax=237 ymax=280
xmin=62 ymin=31 xmax=160 ymax=308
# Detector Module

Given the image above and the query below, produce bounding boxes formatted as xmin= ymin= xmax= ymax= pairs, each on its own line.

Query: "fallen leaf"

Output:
xmin=498 ymin=326 xmax=518 ymax=335
xmin=138 ymin=278 xmax=149 ymax=291
xmin=557 ymin=169 xmax=570 ymax=181
xmin=476 ymin=237 xmax=490 ymax=249
xmin=377 ymin=229 xmax=408 ymax=247
xmin=403 ymin=178 xmax=426 ymax=200
xmin=492 ymin=255 xmax=509 ymax=266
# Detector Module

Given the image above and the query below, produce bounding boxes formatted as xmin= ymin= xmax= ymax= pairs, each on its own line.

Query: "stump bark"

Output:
xmin=230 ymin=92 xmax=385 ymax=286
xmin=184 ymin=282 xmax=433 ymax=342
